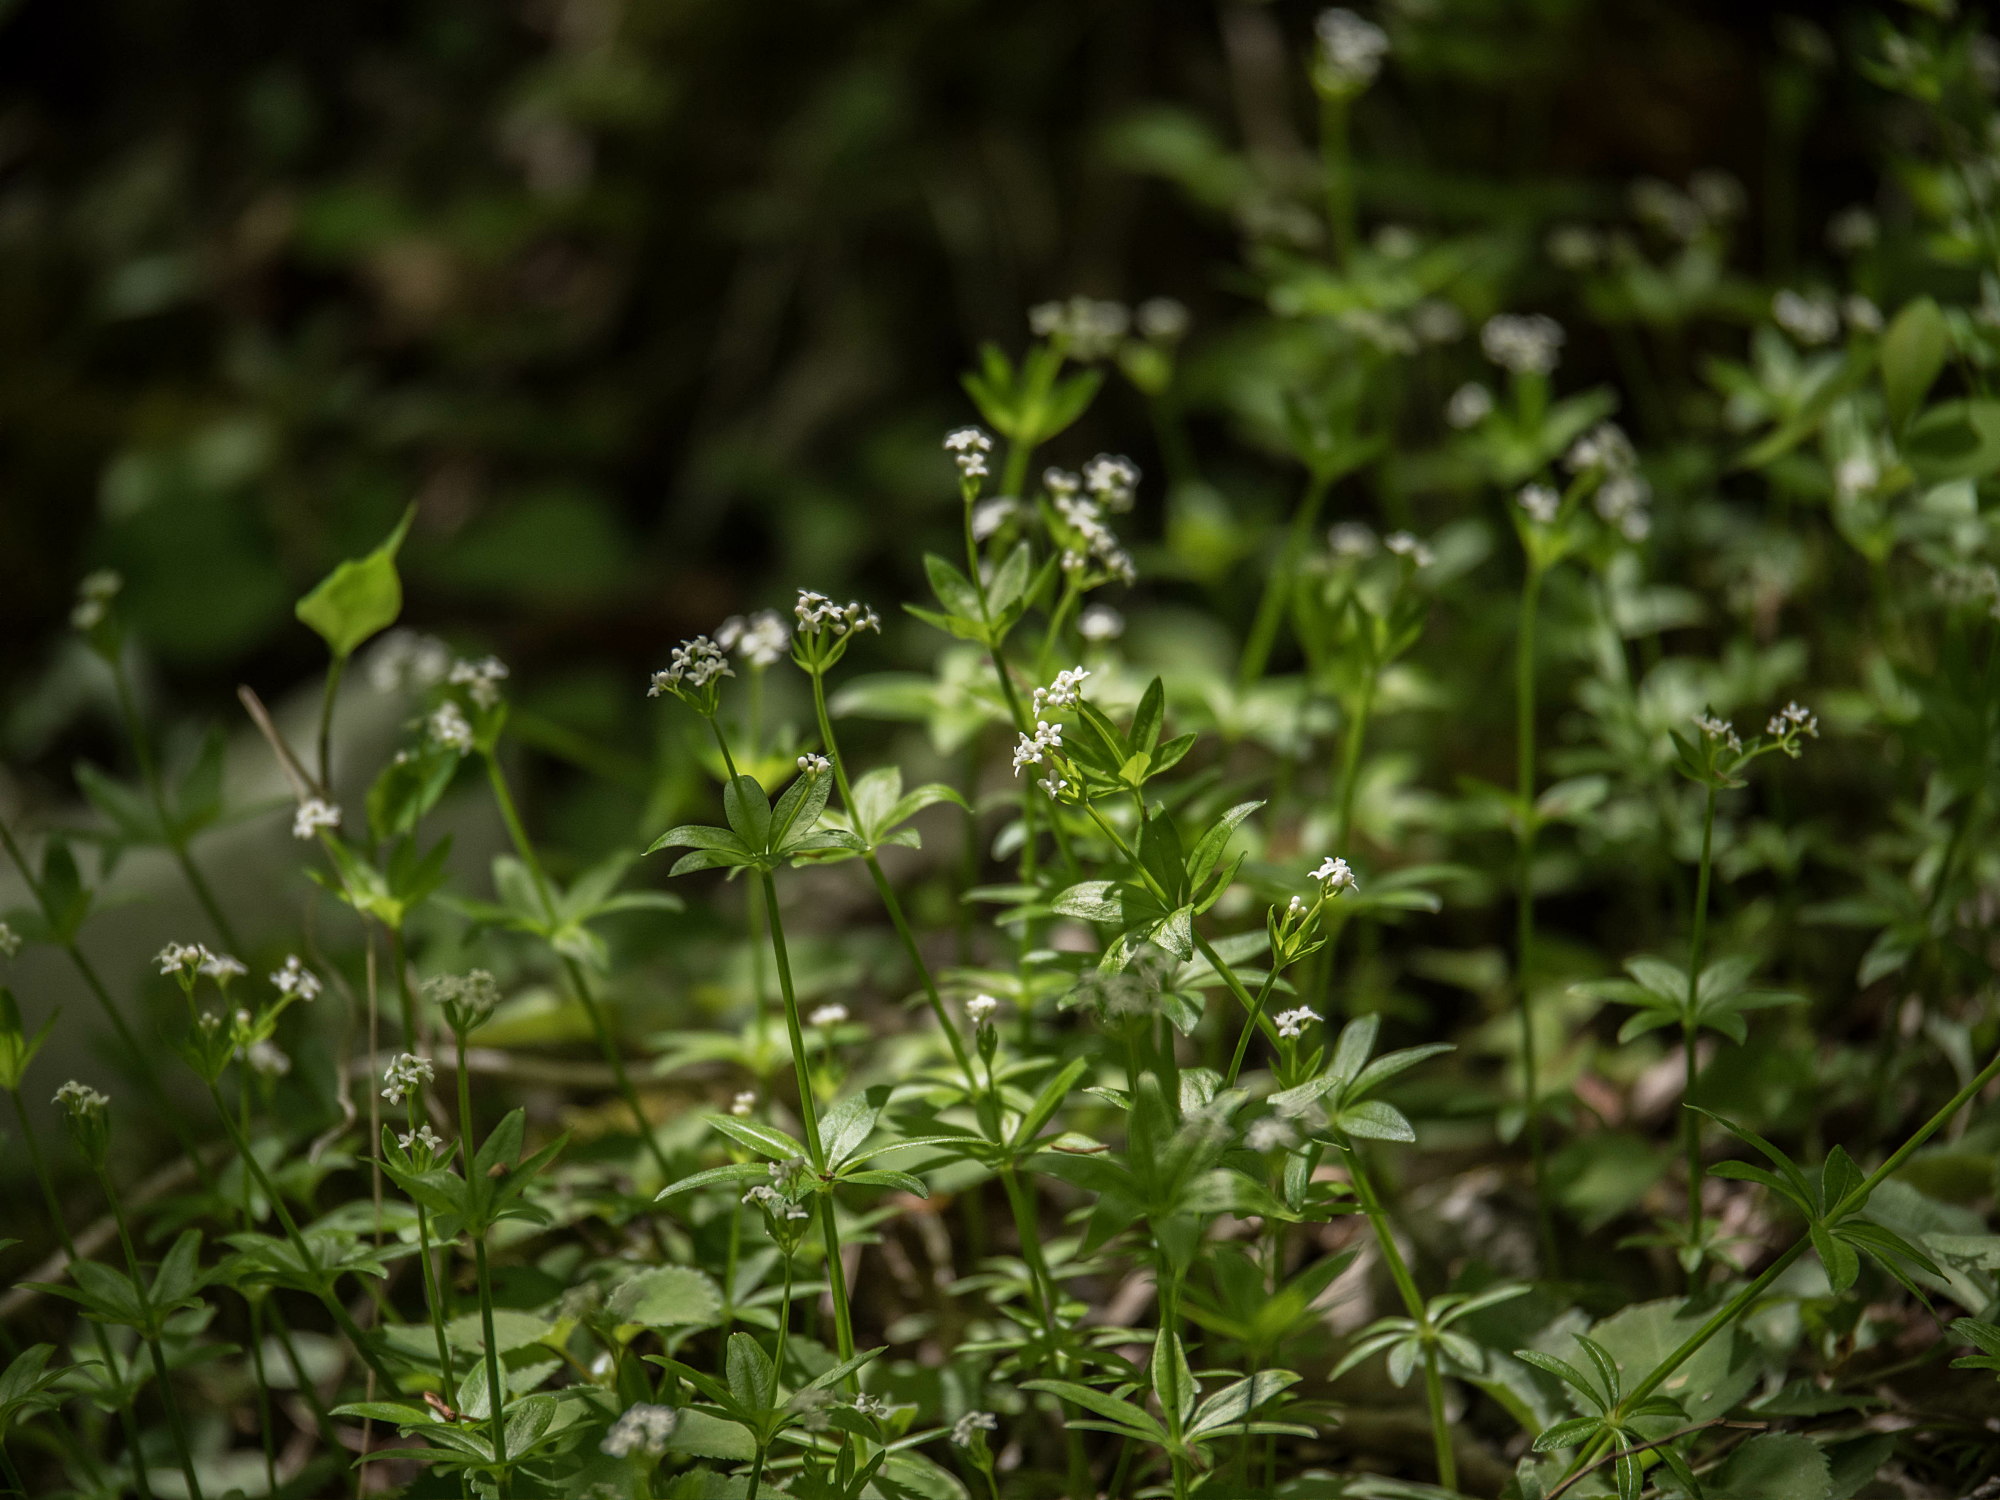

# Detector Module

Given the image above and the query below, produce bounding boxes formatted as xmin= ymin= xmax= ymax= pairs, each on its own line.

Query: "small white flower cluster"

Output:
xmin=200 ymin=953 xmax=247 ymax=982
xmin=1383 ymin=531 xmax=1434 ymax=568
xmin=380 ymin=1052 xmax=435 ymax=1106
xmin=245 ymin=1040 xmax=290 ymax=1077
xmin=1565 ymin=422 xmax=1651 ymax=540
xmin=730 ymin=1090 xmax=757 ymax=1117
xmin=808 ymin=1002 xmax=849 ymax=1028
xmin=741 ymin=1183 xmax=811 ymax=1221
xmin=271 ymin=955 xmax=321 ymax=1003
xmin=157 ymin=942 xmax=214 ymax=977
xmin=53 ymin=1080 xmax=109 ymax=1117
xmin=1314 ymin=7 xmax=1389 ymax=91
xmin=951 ymin=1410 xmax=999 ymax=1447
xmin=970 ymin=497 xmax=1019 ymax=542
xmin=448 ymin=656 xmax=509 ymax=710
xmin=293 ymin=797 xmax=342 ymax=840
xmin=1049 ymin=478 xmax=1138 ymax=583
xmin=716 ymin=610 xmax=791 ymax=669
xmin=601 ymin=1403 xmax=679 ymax=1459
xmin=1313 ymin=856 xmax=1359 ymax=892
xmin=851 ymin=1393 xmax=894 ymax=1419
xmin=1136 ymin=297 xmax=1190 ymax=341
xmin=367 ymin=630 xmax=452 ymax=694
xmin=1835 ymin=454 xmax=1879 ymax=498
xmin=1565 ymin=422 xmax=1636 ymax=475
xmin=966 ymin=994 xmax=1000 ymax=1027
xmin=1011 ymin=719 xmax=1064 ymax=775
xmin=1516 ymin=484 xmax=1560 ymax=525
xmin=1843 ymin=295 xmax=1882 ymax=334
xmin=1081 ymin=453 xmax=1141 ymax=512
xmin=797 ymin=752 xmax=832 ymax=778
xmin=423 ymin=970 xmax=501 ymax=1032
xmin=0 ymin=920 xmax=19 ymax=959
xmin=1594 ymin=474 xmax=1653 ymax=542
xmin=1028 ymin=296 xmax=1130 ymax=360
xmin=1274 ymin=1006 xmax=1320 ymax=1040
xmin=794 ymin=591 xmax=882 ymax=637
xmin=1481 ymin=313 xmax=1565 ymax=376
xmin=1078 ymin=603 xmax=1125 ymax=641
xmin=648 ymin=636 xmax=732 ymax=697
xmin=1766 ymin=701 xmax=1819 ymax=741
xmin=945 ymin=426 xmax=994 ymax=483
xmin=1772 ymin=289 xmax=1839 ymax=345
xmin=1032 ymin=666 xmax=1090 ymax=716
xmin=71 ymin=570 xmax=122 ymax=632
xmin=398 ymin=1122 xmax=446 ymax=1154
xmin=429 ymin=700 xmax=474 ymax=753
xmin=1246 ymin=1116 xmax=1299 ymax=1153
xmin=1329 ymin=521 xmax=1378 ymax=558
xmin=1445 ymin=382 xmax=1494 ymax=429
xmin=1693 ymin=712 xmax=1743 ymax=754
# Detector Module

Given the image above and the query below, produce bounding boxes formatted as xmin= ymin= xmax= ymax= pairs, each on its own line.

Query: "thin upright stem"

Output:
xmin=453 ymin=1030 xmax=507 ymax=1472
xmin=482 ymin=753 xmax=673 ymax=1181
xmin=99 ymin=1172 xmax=205 ymax=1500
xmin=1333 ymin=675 xmax=1378 ymax=852
xmin=1238 ymin=471 xmax=1332 ymax=685
xmin=1684 ymin=785 xmax=1718 ymax=1262
xmin=757 ymin=872 xmax=856 ymax=1365
xmin=1514 ymin=562 xmax=1554 ymax=1269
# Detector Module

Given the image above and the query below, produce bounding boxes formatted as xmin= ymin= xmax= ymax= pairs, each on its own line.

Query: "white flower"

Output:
xmin=1285 ymin=895 xmax=1307 ymax=919
xmin=69 ymin=569 xmax=122 ymax=632
xmin=808 ymin=1003 xmax=849 ymax=1028
xmin=794 ymin=591 xmax=882 ymax=637
xmin=1082 ymin=454 xmax=1141 ymax=513
xmin=1772 ymin=289 xmax=1839 ymax=345
xmin=1843 ymin=295 xmax=1883 ymax=334
xmin=648 ymin=636 xmax=732 ymax=696
xmin=0 ymin=921 xmax=18 ymax=959
xmin=1445 ymin=382 xmax=1494 ymax=430
xmin=429 ymin=700 xmax=474 ymax=753
xmin=1826 ymin=205 xmax=1878 ymax=254
xmin=53 ymin=1080 xmax=109 ymax=1117
xmin=730 ymin=1091 xmax=757 ymax=1117
xmin=1052 ymin=492 xmax=1137 ymax=584
xmin=715 ymin=610 xmax=791 ymax=669
xmin=1767 ymin=701 xmax=1819 ymax=739
xmin=1481 ymin=313 xmax=1565 ymax=376
xmin=1835 ymin=454 xmax=1879 ymax=497
xmin=380 ymin=1053 xmax=435 ymax=1106
xmin=1313 ymin=856 xmax=1358 ymax=892
xmin=970 ymin=497 xmax=1019 ymax=542
xmin=1329 ymin=521 xmax=1378 ymax=558
xmin=245 ymin=1040 xmax=291 ymax=1077
xmin=602 ymin=1403 xmax=679 ymax=1459
xmin=1274 ymin=1006 xmax=1320 ymax=1040
xmin=1032 ymin=667 xmax=1090 ymax=716
xmin=1565 ymin=421 xmax=1637 ymax=475
xmin=1078 ymin=603 xmax=1125 ymax=641
xmin=1594 ymin=473 xmax=1653 ymax=541
xmin=1516 ymin=484 xmax=1560 ymax=525
xmin=1136 ymin=297 xmax=1190 ymax=341
xmin=398 ymin=1123 xmax=445 ymax=1154
xmin=967 ymin=994 xmax=1000 ymax=1027
xmin=156 ymin=942 xmax=213 ymax=976
xmin=1011 ymin=720 xmax=1064 ymax=774
xmin=448 ymin=656 xmax=510 ymax=710
xmin=1038 ymin=774 xmax=1069 ymax=798
xmin=1693 ymin=712 xmax=1742 ymax=753
xmin=945 ymin=426 xmax=995 ymax=482
xmin=1044 ymin=467 xmax=1081 ymax=499
xmin=271 ymin=956 xmax=321 ymax=1002
xmin=951 ymin=1411 xmax=999 ymax=1447
xmin=1314 ymin=8 xmax=1389 ymax=91
xmin=367 ymin=630 xmax=452 ymax=694
xmin=852 ymin=1394 xmax=893 ymax=1419
xmin=293 ymin=798 xmax=341 ymax=840
xmin=198 ymin=953 xmax=247 ymax=982
xmin=1246 ymin=1116 xmax=1299 ymax=1153
xmin=1027 ymin=296 xmax=1130 ymax=360
xmin=797 ymin=753 xmax=832 ymax=777
xmin=1383 ymin=532 xmax=1434 ymax=568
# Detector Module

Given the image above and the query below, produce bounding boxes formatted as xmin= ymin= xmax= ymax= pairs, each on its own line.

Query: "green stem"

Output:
xmin=99 ymin=1171 xmax=204 ymax=1500
xmin=1684 ymin=785 xmax=1718 ymax=1265
xmin=1238 ymin=471 xmax=1332 ymax=686
xmin=1515 ymin=561 xmax=1554 ymax=1270
xmin=453 ymin=1030 xmax=507 ymax=1472
xmin=757 ymin=872 xmax=856 ymax=1365
xmin=482 ymin=753 xmax=673 ymax=1182
xmin=415 ymin=1202 xmax=457 ymax=1404
xmin=1333 ymin=674 xmax=1378 ymax=852
xmin=1224 ymin=969 xmax=1283 ymax=1088
xmin=1345 ymin=1142 xmax=1453 ymax=1489
xmin=9 ymin=1092 xmax=157 ymax=1500
xmin=109 ymin=656 xmax=242 ymax=954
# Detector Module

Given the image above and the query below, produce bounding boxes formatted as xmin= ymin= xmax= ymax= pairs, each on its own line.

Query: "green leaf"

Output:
xmin=295 ymin=504 xmax=414 ymax=658
xmin=1709 ymin=1433 xmax=1832 ymax=1500
xmin=1880 ymin=296 xmax=1949 ymax=430
xmin=725 ymin=1331 xmax=776 ymax=1415
xmin=608 ymin=1266 xmax=724 ymax=1329
xmin=1905 ymin=398 xmax=2000 ymax=482
xmin=1019 ymin=1379 xmax=1163 ymax=1440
